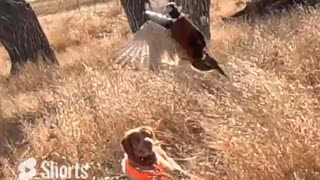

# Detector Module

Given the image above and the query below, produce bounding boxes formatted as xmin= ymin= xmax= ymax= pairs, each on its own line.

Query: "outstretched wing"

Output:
xmin=112 ymin=20 xmax=181 ymax=72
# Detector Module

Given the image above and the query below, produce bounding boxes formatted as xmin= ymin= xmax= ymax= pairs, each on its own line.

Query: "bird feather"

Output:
xmin=112 ymin=20 xmax=181 ymax=72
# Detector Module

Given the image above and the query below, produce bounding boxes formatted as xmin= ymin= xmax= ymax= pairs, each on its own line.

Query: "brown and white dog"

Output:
xmin=120 ymin=126 xmax=183 ymax=180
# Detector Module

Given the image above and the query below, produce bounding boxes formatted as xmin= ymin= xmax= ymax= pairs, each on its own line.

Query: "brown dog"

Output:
xmin=120 ymin=126 xmax=183 ymax=180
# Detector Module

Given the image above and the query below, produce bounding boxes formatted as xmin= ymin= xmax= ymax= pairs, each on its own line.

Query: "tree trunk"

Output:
xmin=0 ymin=0 xmax=58 ymax=75
xmin=174 ymin=0 xmax=211 ymax=40
xmin=120 ymin=0 xmax=150 ymax=33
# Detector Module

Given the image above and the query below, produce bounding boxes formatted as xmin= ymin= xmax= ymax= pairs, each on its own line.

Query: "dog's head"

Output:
xmin=121 ymin=126 xmax=156 ymax=165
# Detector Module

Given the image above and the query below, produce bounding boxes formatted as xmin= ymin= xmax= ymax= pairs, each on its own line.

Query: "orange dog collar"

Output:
xmin=125 ymin=158 xmax=167 ymax=180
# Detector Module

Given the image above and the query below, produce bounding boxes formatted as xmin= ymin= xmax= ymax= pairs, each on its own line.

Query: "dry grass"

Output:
xmin=30 ymin=0 xmax=113 ymax=16
xmin=1 ymin=0 xmax=320 ymax=179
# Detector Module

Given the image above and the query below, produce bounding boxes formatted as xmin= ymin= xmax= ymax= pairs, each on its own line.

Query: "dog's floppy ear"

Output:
xmin=121 ymin=135 xmax=134 ymax=157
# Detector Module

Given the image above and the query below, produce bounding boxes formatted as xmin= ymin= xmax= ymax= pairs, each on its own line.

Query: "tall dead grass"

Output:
xmin=0 ymin=2 xmax=320 ymax=180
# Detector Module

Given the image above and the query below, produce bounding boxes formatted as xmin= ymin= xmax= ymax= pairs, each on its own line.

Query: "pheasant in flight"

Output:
xmin=112 ymin=1 xmax=227 ymax=77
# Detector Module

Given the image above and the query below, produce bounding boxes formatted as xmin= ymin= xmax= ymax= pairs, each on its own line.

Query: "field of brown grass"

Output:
xmin=1 ymin=0 xmax=320 ymax=179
